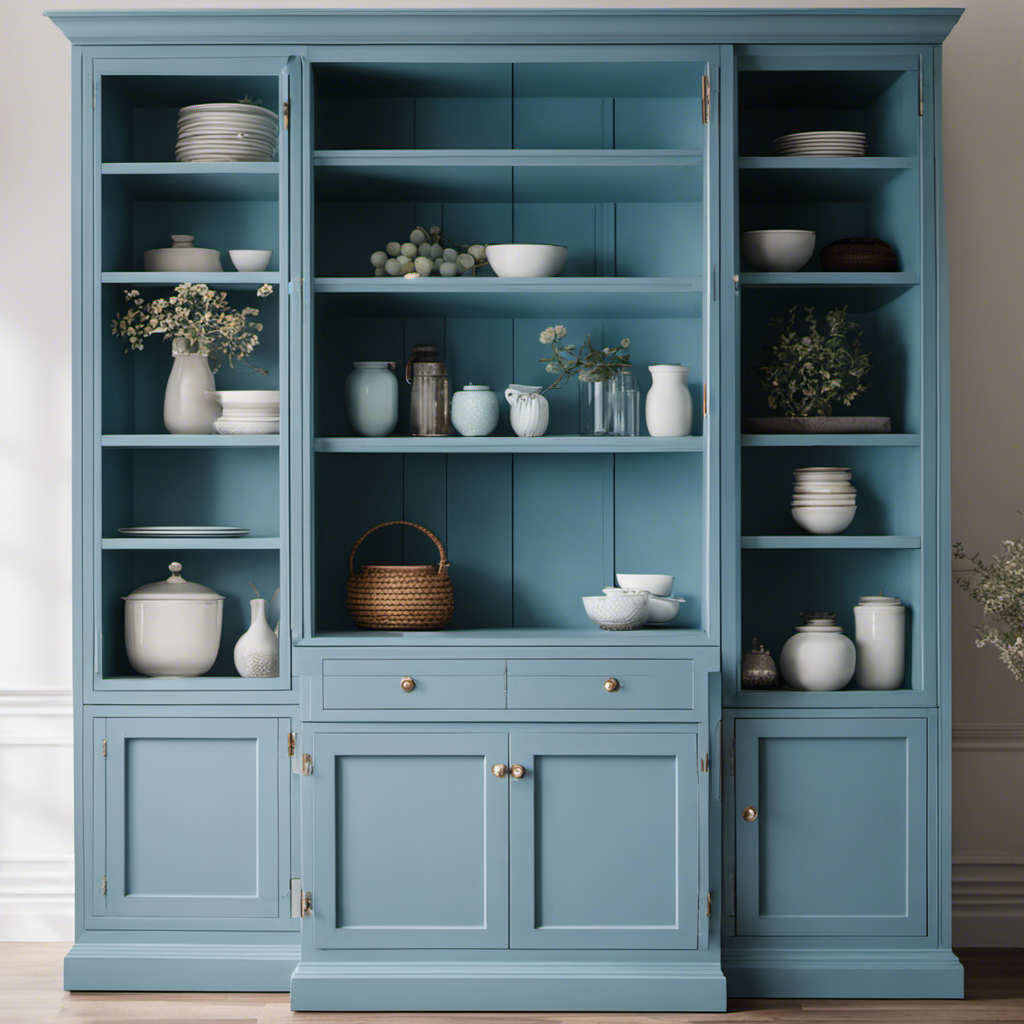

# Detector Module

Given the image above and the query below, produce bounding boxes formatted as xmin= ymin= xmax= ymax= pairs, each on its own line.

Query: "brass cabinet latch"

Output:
xmin=301 ymin=753 xmax=313 ymax=776
xmin=287 ymin=732 xmax=296 ymax=757
xmin=301 ymin=890 xmax=313 ymax=917
xmin=101 ymin=875 xmax=107 ymax=896
xmin=283 ymin=99 xmax=290 ymax=129
xmin=701 ymin=74 xmax=710 ymax=124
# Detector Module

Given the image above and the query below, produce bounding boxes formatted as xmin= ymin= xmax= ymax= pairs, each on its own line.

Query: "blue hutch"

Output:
xmin=49 ymin=7 xmax=964 ymax=1011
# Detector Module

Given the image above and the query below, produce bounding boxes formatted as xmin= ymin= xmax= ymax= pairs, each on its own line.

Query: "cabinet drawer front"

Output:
xmin=322 ymin=659 xmax=505 ymax=709
xmin=507 ymin=659 xmax=693 ymax=709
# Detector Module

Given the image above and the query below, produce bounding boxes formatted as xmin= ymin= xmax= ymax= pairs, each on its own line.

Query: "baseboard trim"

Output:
xmin=63 ymin=941 xmax=299 ymax=992
xmin=722 ymin=948 xmax=964 ymax=999
xmin=289 ymin=960 xmax=728 ymax=1011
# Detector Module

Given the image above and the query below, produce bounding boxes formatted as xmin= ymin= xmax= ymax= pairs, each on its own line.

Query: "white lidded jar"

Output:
xmin=645 ymin=364 xmax=693 ymax=437
xmin=451 ymin=384 xmax=500 ymax=437
xmin=779 ymin=612 xmax=856 ymax=691
xmin=345 ymin=360 xmax=398 ymax=437
xmin=123 ymin=562 xmax=224 ymax=677
xmin=854 ymin=595 xmax=905 ymax=690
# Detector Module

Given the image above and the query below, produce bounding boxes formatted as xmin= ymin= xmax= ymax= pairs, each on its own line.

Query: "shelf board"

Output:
xmin=741 ymin=433 xmax=920 ymax=447
xmin=97 ymin=675 xmax=287 ymax=691
xmin=728 ymin=688 xmax=934 ymax=709
xmin=313 ymin=277 xmax=703 ymax=318
xmin=102 ymin=272 xmax=283 ymax=290
xmin=738 ymin=272 xmax=918 ymax=287
xmin=737 ymin=156 xmax=915 ymax=200
xmin=102 ymin=537 xmax=282 ymax=550
xmin=315 ymin=435 xmax=703 ymax=455
xmin=102 ymin=162 xmax=279 ymax=200
xmin=101 ymin=434 xmax=280 ymax=448
xmin=300 ymin=627 xmax=713 ymax=647
xmin=315 ymin=149 xmax=703 ymax=202
xmin=741 ymin=535 xmax=921 ymax=549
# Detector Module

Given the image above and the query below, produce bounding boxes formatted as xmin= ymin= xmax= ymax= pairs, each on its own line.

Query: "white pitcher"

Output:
xmin=645 ymin=364 xmax=692 ymax=437
xmin=505 ymin=384 xmax=549 ymax=438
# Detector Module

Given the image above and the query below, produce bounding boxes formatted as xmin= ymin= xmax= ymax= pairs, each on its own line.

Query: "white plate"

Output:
xmin=179 ymin=102 xmax=277 ymax=118
xmin=775 ymin=131 xmax=866 ymax=140
xmin=118 ymin=526 xmax=251 ymax=537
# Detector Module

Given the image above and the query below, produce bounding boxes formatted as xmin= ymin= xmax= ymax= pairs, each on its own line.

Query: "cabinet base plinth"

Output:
xmin=64 ymin=942 xmax=299 ymax=992
xmin=289 ymin=960 xmax=728 ymax=1011
xmin=722 ymin=948 xmax=964 ymax=999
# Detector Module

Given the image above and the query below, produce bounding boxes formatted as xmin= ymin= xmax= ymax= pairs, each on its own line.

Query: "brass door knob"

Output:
xmin=604 ymin=677 xmax=620 ymax=692
xmin=491 ymin=764 xmax=508 ymax=778
xmin=400 ymin=676 xmax=416 ymax=692
xmin=742 ymin=806 xmax=758 ymax=822
xmin=510 ymin=764 xmax=526 ymax=779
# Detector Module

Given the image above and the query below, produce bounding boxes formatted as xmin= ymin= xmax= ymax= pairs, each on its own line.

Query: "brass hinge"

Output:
xmin=287 ymin=732 xmax=296 ymax=757
xmin=701 ymin=74 xmax=710 ymax=124
xmin=703 ymin=383 xmax=708 ymax=418
xmin=283 ymin=100 xmax=290 ymax=130
xmin=301 ymin=753 xmax=314 ymax=776
xmin=300 ymin=890 xmax=313 ymax=917
xmin=918 ymin=65 xmax=924 ymax=116
xmin=100 ymin=875 xmax=107 ymax=896
xmin=699 ymin=752 xmax=709 ymax=773
xmin=707 ymin=891 xmax=712 ymax=917
xmin=102 ymin=738 xmax=107 ymax=757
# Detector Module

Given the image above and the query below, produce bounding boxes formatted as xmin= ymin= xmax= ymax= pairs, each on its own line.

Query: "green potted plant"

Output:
xmin=746 ymin=305 xmax=887 ymax=434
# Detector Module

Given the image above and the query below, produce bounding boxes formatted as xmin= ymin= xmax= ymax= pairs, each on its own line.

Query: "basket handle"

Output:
xmin=348 ymin=521 xmax=449 ymax=577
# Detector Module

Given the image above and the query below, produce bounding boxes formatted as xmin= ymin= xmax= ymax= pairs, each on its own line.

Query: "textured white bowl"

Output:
xmin=229 ymin=249 xmax=273 ymax=272
xmin=791 ymin=505 xmax=857 ymax=534
xmin=144 ymin=246 xmax=222 ymax=272
xmin=582 ymin=592 xmax=649 ymax=630
xmin=485 ymin=244 xmax=568 ymax=278
xmin=615 ymin=573 xmax=674 ymax=597
xmin=741 ymin=230 xmax=816 ymax=271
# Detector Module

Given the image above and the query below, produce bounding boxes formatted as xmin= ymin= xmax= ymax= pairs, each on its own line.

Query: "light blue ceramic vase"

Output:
xmin=345 ymin=361 xmax=398 ymax=437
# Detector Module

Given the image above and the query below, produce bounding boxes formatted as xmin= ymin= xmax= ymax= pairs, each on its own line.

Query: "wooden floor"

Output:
xmin=0 ymin=945 xmax=1021 ymax=1023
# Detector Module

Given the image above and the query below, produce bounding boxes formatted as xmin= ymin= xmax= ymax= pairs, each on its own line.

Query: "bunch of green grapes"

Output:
xmin=370 ymin=226 xmax=487 ymax=278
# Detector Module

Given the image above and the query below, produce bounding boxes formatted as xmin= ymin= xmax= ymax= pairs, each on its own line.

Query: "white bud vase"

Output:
xmin=645 ymin=364 xmax=692 ymax=437
xmin=234 ymin=598 xmax=279 ymax=678
xmin=164 ymin=338 xmax=220 ymax=434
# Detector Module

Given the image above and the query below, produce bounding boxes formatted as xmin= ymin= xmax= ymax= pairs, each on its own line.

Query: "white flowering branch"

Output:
xmin=537 ymin=325 xmax=631 ymax=393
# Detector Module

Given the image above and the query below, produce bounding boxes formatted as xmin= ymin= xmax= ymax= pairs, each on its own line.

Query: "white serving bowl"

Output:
xmin=214 ymin=416 xmax=279 ymax=435
xmin=144 ymin=238 xmax=222 ymax=272
xmin=583 ymin=591 xmax=649 ymax=630
xmin=229 ymin=249 xmax=273 ymax=272
xmin=485 ymin=244 xmax=568 ymax=278
xmin=741 ymin=230 xmax=816 ymax=271
xmin=615 ymin=573 xmax=674 ymax=597
xmin=646 ymin=594 xmax=685 ymax=625
xmin=207 ymin=390 xmax=280 ymax=416
xmin=791 ymin=505 xmax=857 ymax=534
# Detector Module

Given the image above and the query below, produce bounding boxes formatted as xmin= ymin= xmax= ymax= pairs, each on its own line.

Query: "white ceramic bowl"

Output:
xmin=646 ymin=595 xmax=684 ymax=625
xmin=791 ymin=505 xmax=857 ymax=534
xmin=229 ymin=249 xmax=273 ymax=272
xmin=144 ymin=245 xmax=222 ymax=272
xmin=214 ymin=416 xmax=280 ymax=435
xmin=615 ymin=573 xmax=674 ymax=597
xmin=207 ymin=390 xmax=280 ymax=416
xmin=582 ymin=591 xmax=649 ymax=630
xmin=741 ymin=230 xmax=816 ymax=271
xmin=485 ymin=244 xmax=568 ymax=278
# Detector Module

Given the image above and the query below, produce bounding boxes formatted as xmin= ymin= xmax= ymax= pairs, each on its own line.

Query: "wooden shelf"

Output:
xmin=102 ymin=162 xmax=279 ymax=200
xmin=738 ymin=272 xmax=918 ymax=287
xmin=315 ymin=436 xmax=704 ymax=455
xmin=741 ymin=434 xmax=920 ymax=447
xmin=741 ymin=536 xmax=921 ymax=550
xmin=738 ymin=156 xmax=915 ymax=200
xmin=101 ymin=434 xmax=281 ymax=448
xmin=102 ymin=272 xmax=283 ymax=289
xmin=300 ymin=627 xmax=714 ymax=647
xmin=102 ymin=537 xmax=282 ymax=550
xmin=730 ymin=687 xmax=934 ymax=709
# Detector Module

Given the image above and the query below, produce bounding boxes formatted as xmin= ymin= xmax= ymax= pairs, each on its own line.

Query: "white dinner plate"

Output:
xmin=118 ymin=526 xmax=251 ymax=537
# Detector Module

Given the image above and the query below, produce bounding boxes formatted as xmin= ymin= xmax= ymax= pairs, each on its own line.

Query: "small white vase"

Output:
xmin=779 ymin=613 xmax=856 ymax=691
xmin=645 ymin=364 xmax=692 ymax=437
xmin=164 ymin=340 xmax=219 ymax=434
xmin=505 ymin=385 xmax=549 ymax=437
xmin=234 ymin=598 xmax=279 ymax=678
xmin=854 ymin=595 xmax=905 ymax=690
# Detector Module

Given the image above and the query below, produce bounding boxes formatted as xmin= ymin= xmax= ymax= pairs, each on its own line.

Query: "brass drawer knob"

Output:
xmin=742 ymin=806 xmax=758 ymax=822
xmin=604 ymin=677 xmax=620 ymax=692
xmin=510 ymin=764 xmax=526 ymax=779
xmin=491 ymin=763 xmax=508 ymax=778
xmin=400 ymin=676 xmax=416 ymax=692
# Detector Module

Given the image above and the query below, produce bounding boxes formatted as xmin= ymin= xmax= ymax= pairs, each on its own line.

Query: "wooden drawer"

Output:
xmin=322 ymin=659 xmax=506 ymax=709
xmin=507 ymin=659 xmax=694 ymax=710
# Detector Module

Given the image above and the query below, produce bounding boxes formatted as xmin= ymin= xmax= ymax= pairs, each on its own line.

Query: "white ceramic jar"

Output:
xmin=779 ymin=612 xmax=856 ymax=691
xmin=345 ymin=361 xmax=398 ymax=437
xmin=123 ymin=562 xmax=224 ymax=677
xmin=505 ymin=384 xmax=550 ymax=437
xmin=451 ymin=384 xmax=500 ymax=436
xmin=164 ymin=339 xmax=220 ymax=434
xmin=645 ymin=364 xmax=693 ymax=436
xmin=854 ymin=595 xmax=905 ymax=690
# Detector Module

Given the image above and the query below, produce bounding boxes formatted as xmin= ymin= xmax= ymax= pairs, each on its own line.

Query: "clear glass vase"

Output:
xmin=578 ymin=374 xmax=613 ymax=436
xmin=610 ymin=368 xmax=640 ymax=436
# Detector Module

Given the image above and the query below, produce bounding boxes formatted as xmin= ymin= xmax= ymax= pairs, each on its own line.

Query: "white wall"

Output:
xmin=1 ymin=0 xmax=1021 ymax=944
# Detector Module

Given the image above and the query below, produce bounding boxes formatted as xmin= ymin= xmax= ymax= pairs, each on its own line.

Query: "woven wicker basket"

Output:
xmin=820 ymin=237 xmax=898 ymax=272
xmin=345 ymin=520 xmax=454 ymax=630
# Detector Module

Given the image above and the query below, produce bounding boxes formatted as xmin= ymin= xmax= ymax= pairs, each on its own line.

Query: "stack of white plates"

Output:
xmin=791 ymin=467 xmax=857 ymax=534
xmin=118 ymin=526 xmax=250 ymax=538
xmin=774 ymin=131 xmax=867 ymax=157
xmin=208 ymin=389 xmax=280 ymax=435
xmin=176 ymin=102 xmax=278 ymax=163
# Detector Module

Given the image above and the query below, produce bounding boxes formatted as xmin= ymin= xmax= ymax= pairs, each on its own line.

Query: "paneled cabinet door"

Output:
xmin=509 ymin=731 xmax=701 ymax=949
xmin=734 ymin=718 xmax=928 ymax=937
xmin=311 ymin=732 xmax=509 ymax=949
xmin=94 ymin=717 xmax=289 ymax=927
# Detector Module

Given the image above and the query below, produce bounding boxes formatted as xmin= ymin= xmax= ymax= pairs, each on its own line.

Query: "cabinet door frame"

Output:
xmin=509 ymin=730 xmax=703 ymax=950
xmin=310 ymin=731 xmax=509 ymax=949
xmin=734 ymin=716 xmax=929 ymax=937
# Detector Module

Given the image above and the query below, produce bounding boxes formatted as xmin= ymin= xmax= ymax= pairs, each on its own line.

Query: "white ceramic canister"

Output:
xmin=123 ymin=562 xmax=224 ymax=677
xmin=853 ymin=594 xmax=905 ymax=690
xmin=779 ymin=612 xmax=856 ymax=691
xmin=451 ymin=384 xmax=500 ymax=437
xmin=645 ymin=364 xmax=693 ymax=437
xmin=345 ymin=361 xmax=399 ymax=437
xmin=505 ymin=384 xmax=550 ymax=438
